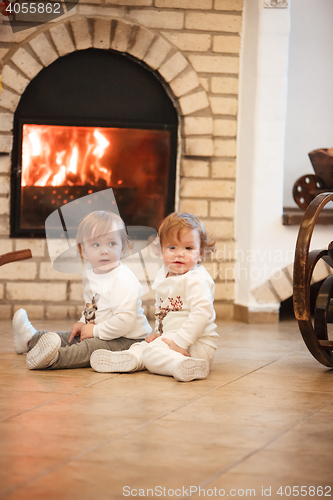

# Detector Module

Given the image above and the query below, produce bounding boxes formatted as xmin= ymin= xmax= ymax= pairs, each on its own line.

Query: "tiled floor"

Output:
xmin=1 ymin=319 xmax=333 ymax=500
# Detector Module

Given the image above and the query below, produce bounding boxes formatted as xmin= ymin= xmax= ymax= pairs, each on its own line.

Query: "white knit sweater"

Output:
xmin=79 ymin=263 xmax=151 ymax=341
xmin=153 ymin=265 xmax=218 ymax=350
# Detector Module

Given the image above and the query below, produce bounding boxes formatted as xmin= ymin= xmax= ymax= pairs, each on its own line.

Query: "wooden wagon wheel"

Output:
xmin=293 ymin=174 xmax=327 ymax=210
xmin=0 ymin=250 xmax=32 ymax=267
xmin=293 ymin=192 xmax=333 ymax=366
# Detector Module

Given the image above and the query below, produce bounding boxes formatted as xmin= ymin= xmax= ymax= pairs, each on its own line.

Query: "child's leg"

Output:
xmin=142 ymin=338 xmax=213 ymax=382
xmin=28 ymin=330 xmax=76 ymax=350
xmin=90 ymin=341 xmax=148 ymax=373
xmin=27 ymin=335 xmax=143 ymax=370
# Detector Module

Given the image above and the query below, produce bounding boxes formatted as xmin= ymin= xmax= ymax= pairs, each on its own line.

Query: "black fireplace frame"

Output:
xmin=10 ymin=48 xmax=179 ymax=238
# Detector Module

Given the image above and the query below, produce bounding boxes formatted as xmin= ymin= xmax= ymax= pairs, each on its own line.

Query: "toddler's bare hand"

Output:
xmin=161 ymin=338 xmax=190 ymax=356
xmin=80 ymin=324 xmax=95 ymax=341
xmin=69 ymin=322 xmax=84 ymax=342
xmin=145 ymin=333 xmax=159 ymax=343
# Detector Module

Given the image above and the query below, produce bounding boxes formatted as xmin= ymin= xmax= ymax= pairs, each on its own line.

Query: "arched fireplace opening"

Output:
xmin=11 ymin=48 xmax=178 ymax=237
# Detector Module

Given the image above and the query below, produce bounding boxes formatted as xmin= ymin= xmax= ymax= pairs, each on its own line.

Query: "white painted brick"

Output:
xmin=204 ymin=219 xmax=234 ymax=239
xmin=0 ymin=197 xmax=9 ymax=215
xmin=185 ymin=138 xmax=214 ymax=156
xmin=128 ymin=26 xmax=154 ymax=60
xmin=210 ymin=200 xmax=234 ymax=218
xmin=214 ymin=139 xmax=237 ymax=157
xmin=162 ymin=32 xmax=211 ymax=52
xmin=0 ymin=48 xmax=9 ymax=59
xmin=213 ymin=35 xmax=241 ymax=53
xmin=179 ymin=199 xmax=208 ymax=217
xmin=180 ymin=178 xmax=235 ymax=198
xmin=212 ymin=160 xmax=236 ymax=178
xmin=106 ymin=0 xmax=151 ymax=4
xmin=0 ymin=25 xmax=36 ymax=43
xmin=214 ymin=119 xmax=237 ymax=137
xmin=0 ymin=238 xmax=12 ymax=253
xmin=0 ymin=89 xmax=20 ymax=112
xmin=211 ymin=76 xmax=238 ymax=94
xmin=13 ymin=304 xmax=44 ymax=319
xmin=215 ymin=0 xmax=243 ymax=10
xmin=185 ymin=12 xmax=242 ymax=33
xmin=179 ymin=91 xmax=210 ymax=115
xmin=111 ymin=20 xmax=132 ymax=52
xmin=0 ymin=176 xmax=9 ymax=195
xmin=15 ymin=239 xmax=45 ymax=257
xmin=6 ymin=282 xmax=67 ymax=302
xmin=214 ymin=282 xmax=234 ymax=300
xmin=40 ymin=261 xmax=82 ymax=281
xmin=215 ymin=241 xmax=235 ymax=262
xmin=70 ymin=282 xmax=84 ymax=301
xmin=50 ymin=23 xmax=76 ymax=57
xmin=184 ymin=117 xmax=213 ymax=136
xmin=71 ymin=18 xmax=92 ymax=50
xmin=93 ymin=19 xmax=111 ymax=49
xmin=1 ymin=65 xmax=29 ymax=95
xmin=49 ymin=6 xmax=78 ymax=23
xmin=129 ymin=10 xmax=184 ymax=30
xmin=169 ymin=70 xmax=200 ymax=98
xmin=11 ymin=47 xmax=43 ymax=79
xmin=0 ymin=304 xmax=11 ymax=319
xmin=159 ymin=52 xmax=188 ymax=83
xmin=0 ymin=135 xmax=13 ymax=153
xmin=188 ymin=54 xmax=239 ymax=74
xmin=156 ymin=0 xmax=212 ymax=9
xmin=46 ymin=305 xmax=78 ymax=320
xmin=0 ymin=216 xmax=9 ymax=236
xmin=0 ymin=155 xmax=10 ymax=174
xmin=29 ymin=33 xmax=58 ymax=67
xmin=0 ymin=113 xmax=13 ymax=132
xmin=269 ymin=270 xmax=293 ymax=301
xmin=199 ymin=77 xmax=209 ymax=92
xmin=214 ymin=262 xmax=235 ymax=281
xmin=182 ymin=159 xmax=209 ymax=177
xmin=252 ymin=283 xmax=279 ymax=304
xmin=0 ymin=261 xmax=37 ymax=280
xmin=211 ymin=76 xmax=239 ymax=94
xmin=78 ymin=5 xmax=124 ymax=17
xmin=209 ymin=96 xmax=238 ymax=115
xmin=143 ymin=36 xmax=172 ymax=70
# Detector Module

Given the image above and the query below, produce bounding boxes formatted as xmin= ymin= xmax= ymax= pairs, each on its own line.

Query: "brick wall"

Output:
xmin=0 ymin=0 xmax=243 ymax=321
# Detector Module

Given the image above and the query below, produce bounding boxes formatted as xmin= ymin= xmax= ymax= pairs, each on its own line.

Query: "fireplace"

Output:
xmin=11 ymin=48 xmax=178 ymax=237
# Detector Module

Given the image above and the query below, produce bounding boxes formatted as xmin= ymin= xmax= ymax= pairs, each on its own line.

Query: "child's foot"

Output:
xmin=172 ymin=358 xmax=209 ymax=382
xmin=90 ymin=349 xmax=139 ymax=373
xmin=26 ymin=332 xmax=61 ymax=370
xmin=12 ymin=308 xmax=37 ymax=354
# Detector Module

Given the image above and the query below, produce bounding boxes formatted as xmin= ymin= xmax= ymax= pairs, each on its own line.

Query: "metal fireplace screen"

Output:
xmin=17 ymin=123 xmax=171 ymax=235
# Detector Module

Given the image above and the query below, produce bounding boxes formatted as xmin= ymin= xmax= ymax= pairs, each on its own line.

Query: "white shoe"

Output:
xmin=13 ymin=309 xmax=37 ymax=354
xmin=172 ymin=358 xmax=209 ymax=382
xmin=90 ymin=349 xmax=139 ymax=373
xmin=26 ymin=332 xmax=61 ymax=370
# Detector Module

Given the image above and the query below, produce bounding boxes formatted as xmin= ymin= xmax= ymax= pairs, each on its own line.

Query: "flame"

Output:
xmin=21 ymin=125 xmax=113 ymax=188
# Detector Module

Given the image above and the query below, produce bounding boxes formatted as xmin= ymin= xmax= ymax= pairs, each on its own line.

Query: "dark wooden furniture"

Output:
xmin=293 ymin=192 xmax=333 ymax=367
xmin=0 ymin=250 xmax=32 ymax=267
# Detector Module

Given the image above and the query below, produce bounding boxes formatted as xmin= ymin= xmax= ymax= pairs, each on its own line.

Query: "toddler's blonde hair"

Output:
xmin=76 ymin=210 xmax=129 ymax=257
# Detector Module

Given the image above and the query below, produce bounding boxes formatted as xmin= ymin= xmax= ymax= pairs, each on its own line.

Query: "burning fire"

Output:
xmin=22 ymin=124 xmax=112 ymax=187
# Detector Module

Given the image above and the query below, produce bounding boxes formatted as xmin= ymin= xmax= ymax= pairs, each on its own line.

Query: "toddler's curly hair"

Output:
xmin=158 ymin=212 xmax=215 ymax=257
